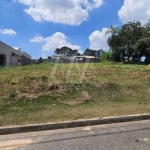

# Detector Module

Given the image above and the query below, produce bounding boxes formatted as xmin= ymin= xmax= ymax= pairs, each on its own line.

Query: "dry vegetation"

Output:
xmin=0 ymin=62 xmax=150 ymax=126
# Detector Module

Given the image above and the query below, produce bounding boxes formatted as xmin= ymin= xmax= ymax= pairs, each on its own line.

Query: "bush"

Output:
xmin=100 ymin=49 xmax=113 ymax=62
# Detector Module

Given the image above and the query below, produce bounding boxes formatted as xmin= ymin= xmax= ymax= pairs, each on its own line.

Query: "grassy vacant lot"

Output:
xmin=0 ymin=62 xmax=150 ymax=126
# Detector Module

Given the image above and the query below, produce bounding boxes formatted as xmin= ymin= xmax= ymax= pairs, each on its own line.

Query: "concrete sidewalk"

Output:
xmin=0 ymin=113 xmax=150 ymax=135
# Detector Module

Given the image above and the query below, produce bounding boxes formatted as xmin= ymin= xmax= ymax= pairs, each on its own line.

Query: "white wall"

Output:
xmin=67 ymin=56 xmax=75 ymax=60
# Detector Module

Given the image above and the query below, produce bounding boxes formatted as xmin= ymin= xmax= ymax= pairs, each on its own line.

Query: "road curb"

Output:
xmin=0 ymin=113 xmax=150 ymax=135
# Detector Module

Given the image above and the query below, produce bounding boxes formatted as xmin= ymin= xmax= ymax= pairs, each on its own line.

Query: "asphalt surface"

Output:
xmin=0 ymin=120 xmax=150 ymax=150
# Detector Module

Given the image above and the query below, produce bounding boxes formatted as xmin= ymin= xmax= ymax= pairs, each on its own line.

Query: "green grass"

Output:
xmin=0 ymin=62 xmax=150 ymax=126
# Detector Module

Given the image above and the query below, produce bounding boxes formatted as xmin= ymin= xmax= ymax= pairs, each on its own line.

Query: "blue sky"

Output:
xmin=0 ymin=0 xmax=150 ymax=59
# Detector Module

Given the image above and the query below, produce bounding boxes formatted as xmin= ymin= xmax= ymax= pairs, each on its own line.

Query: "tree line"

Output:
xmin=53 ymin=20 xmax=150 ymax=63
xmin=54 ymin=46 xmax=105 ymax=58
xmin=105 ymin=20 xmax=150 ymax=63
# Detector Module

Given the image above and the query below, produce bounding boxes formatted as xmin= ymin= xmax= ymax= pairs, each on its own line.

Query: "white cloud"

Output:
xmin=30 ymin=32 xmax=81 ymax=52
xmin=89 ymin=28 xmax=110 ymax=50
xmin=30 ymin=35 xmax=45 ymax=42
xmin=93 ymin=0 xmax=104 ymax=8
xmin=0 ymin=29 xmax=17 ymax=35
xmin=78 ymin=50 xmax=84 ymax=55
xmin=15 ymin=0 xmax=104 ymax=25
xmin=118 ymin=0 xmax=150 ymax=24
xmin=42 ymin=53 xmax=48 ymax=59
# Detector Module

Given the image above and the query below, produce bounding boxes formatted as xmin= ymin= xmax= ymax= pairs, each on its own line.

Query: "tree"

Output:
xmin=83 ymin=48 xmax=104 ymax=57
xmin=54 ymin=48 xmax=61 ymax=54
xmin=100 ymin=49 xmax=113 ymax=61
xmin=60 ymin=46 xmax=72 ymax=55
xmin=106 ymin=32 xmax=122 ymax=61
xmin=77 ymin=53 xmax=81 ymax=56
xmin=48 ymin=56 xmax=52 ymax=59
xmin=105 ymin=25 xmax=120 ymax=36
xmin=120 ymin=21 xmax=142 ymax=62
xmin=136 ymin=37 xmax=150 ymax=63
xmin=133 ymin=20 xmax=150 ymax=63
xmin=72 ymin=49 xmax=78 ymax=55
xmin=144 ymin=19 xmax=150 ymax=36
xmin=104 ymin=20 xmax=150 ymax=63
xmin=97 ymin=49 xmax=105 ymax=57
xmin=105 ymin=25 xmax=120 ymax=60
xmin=54 ymin=46 xmax=81 ymax=56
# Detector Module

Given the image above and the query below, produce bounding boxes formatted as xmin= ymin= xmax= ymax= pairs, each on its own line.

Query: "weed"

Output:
xmin=0 ymin=62 xmax=150 ymax=126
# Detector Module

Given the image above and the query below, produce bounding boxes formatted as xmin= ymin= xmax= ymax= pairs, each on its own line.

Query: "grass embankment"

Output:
xmin=0 ymin=62 xmax=150 ymax=126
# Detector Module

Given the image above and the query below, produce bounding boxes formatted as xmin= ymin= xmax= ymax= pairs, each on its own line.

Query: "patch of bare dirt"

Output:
xmin=91 ymin=79 xmax=109 ymax=88
xmin=146 ymin=64 xmax=150 ymax=70
xmin=16 ymin=83 xmax=64 ymax=99
xmin=17 ymin=93 xmax=39 ymax=99
xmin=1 ymin=78 xmax=89 ymax=100
xmin=64 ymin=91 xmax=92 ymax=105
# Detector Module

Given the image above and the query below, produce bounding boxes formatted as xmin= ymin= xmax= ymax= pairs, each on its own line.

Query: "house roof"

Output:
xmin=84 ymin=56 xmax=94 ymax=58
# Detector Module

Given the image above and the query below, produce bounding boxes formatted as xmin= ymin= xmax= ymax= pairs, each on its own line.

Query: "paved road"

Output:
xmin=0 ymin=120 xmax=150 ymax=150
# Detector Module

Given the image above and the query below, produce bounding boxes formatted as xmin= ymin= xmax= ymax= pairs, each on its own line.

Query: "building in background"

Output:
xmin=52 ymin=54 xmax=67 ymax=60
xmin=51 ymin=54 xmax=100 ymax=63
xmin=0 ymin=41 xmax=31 ymax=67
